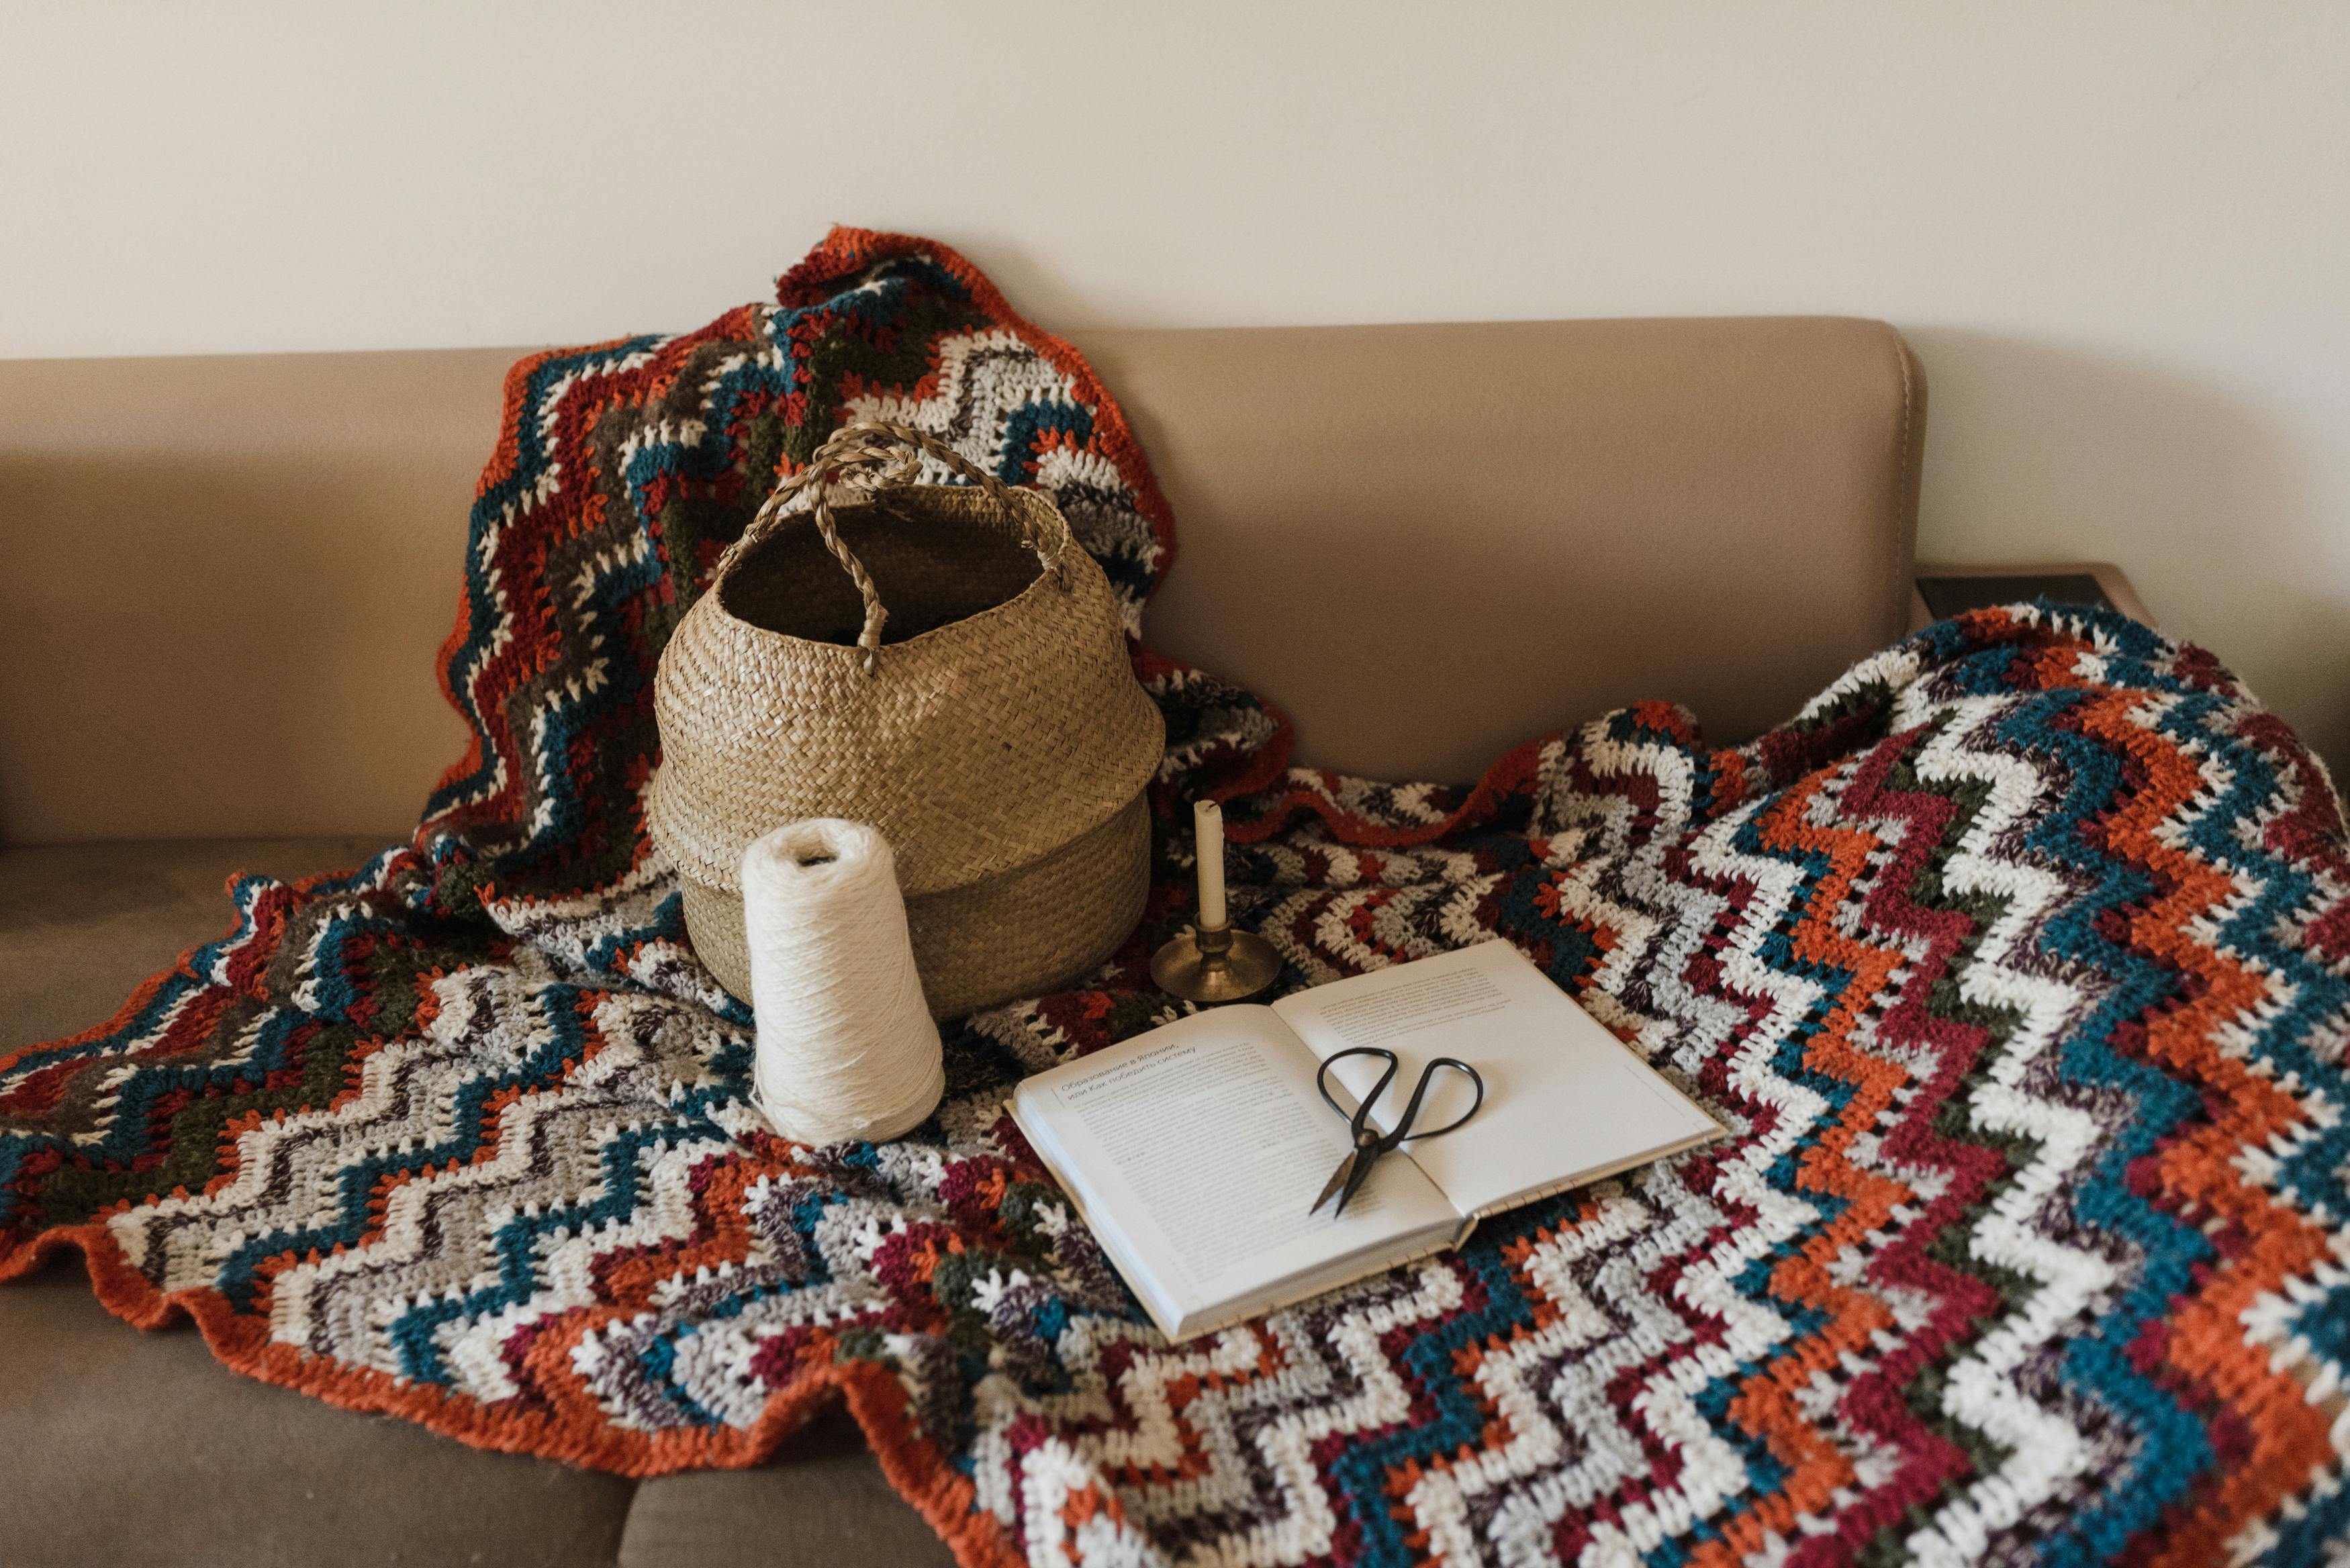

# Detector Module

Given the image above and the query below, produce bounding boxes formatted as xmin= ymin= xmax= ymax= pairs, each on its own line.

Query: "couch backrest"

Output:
xmin=1074 ymin=318 xmax=1922 ymax=782
xmin=0 ymin=319 xmax=1920 ymax=842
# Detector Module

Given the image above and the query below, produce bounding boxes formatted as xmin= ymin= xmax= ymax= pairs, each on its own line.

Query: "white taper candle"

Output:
xmin=1194 ymin=799 xmax=1227 ymax=930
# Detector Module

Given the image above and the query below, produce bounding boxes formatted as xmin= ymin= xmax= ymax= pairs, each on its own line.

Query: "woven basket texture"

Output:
xmin=647 ymin=426 xmax=1163 ymax=1014
xmin=679 ymin=793 xmax=1151 ymax=1018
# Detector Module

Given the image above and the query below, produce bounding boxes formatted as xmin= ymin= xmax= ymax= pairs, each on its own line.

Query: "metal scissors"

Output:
xmin=1309 ymin=1047 xmax=1485 ymax=1218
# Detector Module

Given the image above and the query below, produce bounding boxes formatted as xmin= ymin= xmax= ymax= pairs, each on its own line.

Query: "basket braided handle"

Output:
xmin=717 ymin=420 xmax=1073 ymax=676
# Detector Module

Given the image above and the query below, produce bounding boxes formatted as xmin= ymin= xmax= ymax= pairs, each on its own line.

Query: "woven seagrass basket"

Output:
xmin=645 ymin=421 xmax=1164 ymax=1018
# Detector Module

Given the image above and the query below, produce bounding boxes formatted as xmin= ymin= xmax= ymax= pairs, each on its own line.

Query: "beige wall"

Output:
xmin=5 ymin=1 xmax=2347 ymax=766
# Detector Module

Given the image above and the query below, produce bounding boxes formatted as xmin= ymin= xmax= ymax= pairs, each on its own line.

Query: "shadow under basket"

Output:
xmin=679 ymin=794 xmax=1152 ymax=1019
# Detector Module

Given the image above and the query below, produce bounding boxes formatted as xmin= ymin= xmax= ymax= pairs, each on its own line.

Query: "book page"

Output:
xmin=1013 ymin=1008 xmax=1460 ymax=1336
xmin=1272 ymin=940 xmax=1720 ymax=1218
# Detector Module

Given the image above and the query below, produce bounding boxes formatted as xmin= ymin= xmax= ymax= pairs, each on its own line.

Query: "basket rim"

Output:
xmin=708 ymin=486 xmax=1077 ymax=671
xmin=649 ymin=480 xmax=1162 ymax=897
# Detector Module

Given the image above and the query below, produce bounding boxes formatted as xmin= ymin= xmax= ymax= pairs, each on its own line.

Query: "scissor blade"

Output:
xmin=1310 ymin=1150 xmax=1358 ymax=1216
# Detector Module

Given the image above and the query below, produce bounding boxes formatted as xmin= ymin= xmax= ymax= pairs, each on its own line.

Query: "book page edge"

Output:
xmin=1161 ymin=1232 xmax=1462 ymax=1344
xmin=1468 ymin=1123 xmax=1728 ymax=1224
xmin=1002 ymin=1094 xmax=1186 ymax=1342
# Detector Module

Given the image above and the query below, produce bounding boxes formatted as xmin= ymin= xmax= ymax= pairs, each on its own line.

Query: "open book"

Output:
xmin=1009 ymin=940 xmax=1722 ymax=1341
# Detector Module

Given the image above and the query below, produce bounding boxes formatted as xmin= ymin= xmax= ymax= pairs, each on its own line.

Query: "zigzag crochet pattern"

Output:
xmin=7 ymin=228 xmax=2350 ymax=1567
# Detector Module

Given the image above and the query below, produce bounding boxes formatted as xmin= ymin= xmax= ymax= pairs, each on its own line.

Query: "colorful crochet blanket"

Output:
xmin=7 ymin=230 xmax=2350 ymax=1568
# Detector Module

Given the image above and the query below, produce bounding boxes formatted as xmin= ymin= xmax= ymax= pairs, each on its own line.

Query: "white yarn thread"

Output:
xmin=741 ymin=818 xmax=944 ymax=1145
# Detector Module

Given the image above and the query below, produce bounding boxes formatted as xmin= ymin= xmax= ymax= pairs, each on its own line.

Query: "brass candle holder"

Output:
xmin=1156 ymin=797 xmax=1278 ymax=1003
xmin=1152 ymin=920 xmax=1281 ymax=1003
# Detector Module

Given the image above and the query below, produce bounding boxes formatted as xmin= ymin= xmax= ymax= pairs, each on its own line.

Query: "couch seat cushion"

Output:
xmin=0 ymin=1254 xmax=637 ymax=1568
xmin=619 ymin=1412 xmax=956 ymax=1568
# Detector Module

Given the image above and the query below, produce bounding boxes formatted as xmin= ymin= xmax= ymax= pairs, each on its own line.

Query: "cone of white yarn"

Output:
xmin=741 ymin=818 xmax=944 ymax=1145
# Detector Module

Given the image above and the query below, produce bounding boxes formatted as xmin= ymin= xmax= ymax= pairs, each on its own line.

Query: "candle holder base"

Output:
xmin=1152 ymin=922 xmax=1282 ymax=1004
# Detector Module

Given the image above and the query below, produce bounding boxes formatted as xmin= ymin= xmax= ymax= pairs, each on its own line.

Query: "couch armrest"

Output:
xmin=1910 ymin=560 xmax=2153 ymax=634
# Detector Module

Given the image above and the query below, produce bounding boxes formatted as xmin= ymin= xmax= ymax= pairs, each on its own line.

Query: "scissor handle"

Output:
xmin=1393 ymin=1057 xmax=1485 ymax=1141
xmin=1315 ymin=1048 xmax=1484 ymax=1148
xmin=1317 ymin=1047 xmax=1401 ymax=1144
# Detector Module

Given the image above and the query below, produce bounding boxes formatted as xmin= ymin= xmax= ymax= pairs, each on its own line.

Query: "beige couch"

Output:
xmin=1 ymin=319 xmax=1929 ymax=1566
